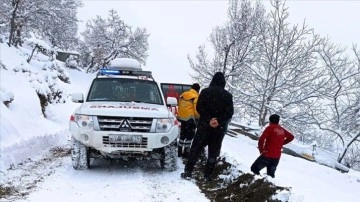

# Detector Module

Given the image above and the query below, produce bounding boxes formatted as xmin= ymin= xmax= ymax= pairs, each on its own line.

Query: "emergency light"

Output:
xmin=97 ymin=68 xmax=153 ymax=79
xmin=98 ymin=69 xmax=121 ymax=75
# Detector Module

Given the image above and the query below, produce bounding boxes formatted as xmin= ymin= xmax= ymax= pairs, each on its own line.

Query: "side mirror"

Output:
xmin=71 ymin=92 xmax=84 ymax=103
xmin=166 ymin=97 xmax=178 ymax=107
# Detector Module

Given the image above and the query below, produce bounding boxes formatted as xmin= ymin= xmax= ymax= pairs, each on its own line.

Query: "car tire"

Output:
xmin=160 ymin=140 xmax=177 ymax=171
xmin=71 ymin=136 xmax=89 ymax=170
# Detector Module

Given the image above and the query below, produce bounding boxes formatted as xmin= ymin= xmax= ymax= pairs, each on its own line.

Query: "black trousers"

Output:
xmin=251 ymin=155 xmax=280 ymax=178
xmin=184 ymin=123 xmax=225 ymax=178
xmin=178 ymin=119 xmax=196 ymax=153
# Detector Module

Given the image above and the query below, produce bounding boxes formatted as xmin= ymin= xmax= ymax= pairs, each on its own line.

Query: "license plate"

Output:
xmin=109 ymin=134 xmax=142 ymax=143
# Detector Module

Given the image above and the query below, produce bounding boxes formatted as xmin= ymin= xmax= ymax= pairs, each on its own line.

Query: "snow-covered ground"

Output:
xmin=9 ymin=147 xmax=208 ymax=202
xmin=221 ymin=135 xmax=360 ymax=202
xmin=0 ymin=42 xmax=94 ymax=171
xmin=1 ymin=43 xmax=360 ymax=202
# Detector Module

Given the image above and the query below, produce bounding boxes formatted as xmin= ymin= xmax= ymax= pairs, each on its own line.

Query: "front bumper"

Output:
xmin=69 ymin=121 xmax=178 ymax=154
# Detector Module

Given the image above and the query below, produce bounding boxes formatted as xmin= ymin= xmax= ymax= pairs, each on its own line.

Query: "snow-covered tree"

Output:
xmin=309 ymin=42 xmax=360 ymax=169
xmin=81 ymin=9 xmax=149 ymax=72
xmin=189 ymin=0 xmax=324 ymax=128
xmin=188 ymin=0 xmax=360 ymax=170
xmin=26 ymin=37 xmax=51 ymax=63
xmin=76 ymin=40 xmax=93 ymax=69
xmin=32 ymin=0 xmax=82 ymax=50
xmin=3 ymin=0 xmax=81 ymax=48
xmin=0 ymin=1 xmax=8 ymax=41
xmin=237 ymin=0 xmax=324 ymax=128
xmin=189 ymin=0 xmax=265 ymax=86
xmin=188 ymin=0 xmax=266 ymax=123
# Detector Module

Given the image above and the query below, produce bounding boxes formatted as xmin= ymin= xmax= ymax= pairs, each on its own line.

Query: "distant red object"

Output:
xmin=160 ymin=83 xmax=192 ymax=117
xmin=166 ymin=85 xmax=179 ymax=100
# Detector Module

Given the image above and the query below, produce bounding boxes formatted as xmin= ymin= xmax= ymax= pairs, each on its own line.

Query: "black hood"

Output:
xmin=209 ymin=72 xmax=226 ymax=88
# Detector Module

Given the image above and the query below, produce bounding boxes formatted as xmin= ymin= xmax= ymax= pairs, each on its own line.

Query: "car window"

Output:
xmin=87 ymin=78 xmax=163 ymax=105
xmin=160 ymin=83 xmax=192 ymax=103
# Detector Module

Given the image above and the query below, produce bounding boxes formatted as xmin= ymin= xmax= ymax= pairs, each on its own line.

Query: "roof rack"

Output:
xmin=96 ymin=68 xmax=154 ymax=80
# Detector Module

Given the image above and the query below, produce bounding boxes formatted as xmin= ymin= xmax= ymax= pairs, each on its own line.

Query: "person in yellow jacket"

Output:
xmin=177 ymin=83 xmax=201 ymax=158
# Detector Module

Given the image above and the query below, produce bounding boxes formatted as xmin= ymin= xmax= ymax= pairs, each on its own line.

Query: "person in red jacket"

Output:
xmin=251 ymin=114 xmax=294 ymax=178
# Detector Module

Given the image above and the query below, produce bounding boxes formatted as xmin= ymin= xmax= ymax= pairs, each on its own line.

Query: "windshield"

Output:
xmin=87 ymin=78 xmax=164 ymax=105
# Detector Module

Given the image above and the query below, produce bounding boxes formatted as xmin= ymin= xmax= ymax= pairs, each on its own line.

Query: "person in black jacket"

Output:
xmin=181 ymin=72 xmax=234 ymax=182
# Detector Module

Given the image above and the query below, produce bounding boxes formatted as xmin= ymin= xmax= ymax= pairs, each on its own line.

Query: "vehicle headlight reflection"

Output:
xmin=75 ymin=114 xmax=94 ymax=130
xmin=155 ymin=118 xmax=173 ymax=133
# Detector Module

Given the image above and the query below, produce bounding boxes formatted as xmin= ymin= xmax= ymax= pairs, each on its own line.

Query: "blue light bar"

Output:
xmin=97 ymin=68 xmax=153 ymax=78
xmin=99 ymin=69 xmax=121 ymax=75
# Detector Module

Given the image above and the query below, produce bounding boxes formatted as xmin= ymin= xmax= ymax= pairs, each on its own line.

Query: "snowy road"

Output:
xmin=1 ymin=143 xmax=208 ymax=202
xmin=3 ymin=131 xmax=360 ymax=202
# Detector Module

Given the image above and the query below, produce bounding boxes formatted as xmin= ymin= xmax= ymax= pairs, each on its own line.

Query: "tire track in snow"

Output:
xmin=0 ymin=145 xmax=70 ymax=201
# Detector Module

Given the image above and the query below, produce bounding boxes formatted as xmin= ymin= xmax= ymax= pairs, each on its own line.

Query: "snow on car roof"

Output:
xmin=109 ymin=58 xmax=142 ymax=70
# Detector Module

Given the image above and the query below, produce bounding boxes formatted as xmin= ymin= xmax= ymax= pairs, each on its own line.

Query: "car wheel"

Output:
xmin=160 ymin=140 xmax=177 ymax=171
xmin=71 ymin=136 xmax=89 ymax=170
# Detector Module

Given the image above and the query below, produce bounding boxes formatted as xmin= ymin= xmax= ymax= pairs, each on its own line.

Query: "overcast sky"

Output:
xmin=77 ymin=0 xmax=360 ymax=84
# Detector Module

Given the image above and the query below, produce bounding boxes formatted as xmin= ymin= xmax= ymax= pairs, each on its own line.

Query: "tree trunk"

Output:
xmin=86 ymin=57 xmax=95 ymax=73
xmin=27 ymin=45 xmax=39 ymax=63
xmin=8 ymin=0 xmax=20 ymax=47
xmin=14 ymin=25 xmax=22 ymax=47
xmin=337 ymin=132 xmax=360 ymax=164
xmin=223 ymin=40 xmax=235 ymax=73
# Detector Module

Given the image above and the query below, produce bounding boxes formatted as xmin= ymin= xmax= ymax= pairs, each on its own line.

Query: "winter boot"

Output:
xmin=204 ymin=158 xmax=216 ymax=178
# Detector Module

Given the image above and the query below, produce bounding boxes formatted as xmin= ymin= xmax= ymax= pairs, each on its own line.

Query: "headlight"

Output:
xmin=74 ymin=114 xmax=94 ymax=130
xmin=155 ymin=118 xmax=174 ymax=133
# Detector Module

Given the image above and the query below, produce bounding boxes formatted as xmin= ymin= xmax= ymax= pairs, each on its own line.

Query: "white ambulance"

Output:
xmin=69 ymin=58 xmax=179 ymax=171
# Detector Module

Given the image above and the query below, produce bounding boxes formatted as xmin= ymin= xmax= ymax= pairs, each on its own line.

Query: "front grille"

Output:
xmin=102 ymin=136 xmax=148 ymax=148
xmin=97 ymin=116 xmax=153 ymax=132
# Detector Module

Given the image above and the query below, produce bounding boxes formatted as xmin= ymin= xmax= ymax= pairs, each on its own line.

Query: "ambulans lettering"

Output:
xmin=89 ymin=105 xmax=158 ymax=111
